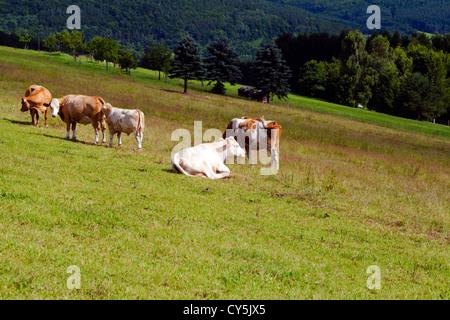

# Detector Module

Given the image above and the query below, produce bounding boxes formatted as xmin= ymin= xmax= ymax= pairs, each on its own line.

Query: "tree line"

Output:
xmin=1 ymin=28 xmax=448 ymax=123
xmin=275 ymin=30 xmax=450 ymax=122
xmin=152 ymin=35 xmax=290 ymax=101
xmin=143 ymin=29 xmax=450 ymax=122
xmin=40 ymin=30 xmax=138 ymax=75
xmin=34 ymin=30 xmax=292 ymax=100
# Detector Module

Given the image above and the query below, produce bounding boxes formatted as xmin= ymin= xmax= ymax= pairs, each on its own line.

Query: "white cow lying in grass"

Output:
xmin=102 ymin=103 xmax=145 ymax=149
xmin=171 ymin=137 xmax=246 ymax=179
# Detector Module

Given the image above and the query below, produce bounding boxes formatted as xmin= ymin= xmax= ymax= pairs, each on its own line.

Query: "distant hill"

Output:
xmin=0 ymin=0 xmax=349 ymax=57
xmin=0 ymin=0 xmax=448 ymax=56
xmin=267 ymin=0 xmax=449 ymax=35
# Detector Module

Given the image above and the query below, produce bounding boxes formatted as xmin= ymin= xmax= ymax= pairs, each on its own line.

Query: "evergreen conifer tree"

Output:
xmin=169 ymin=36 xmax=205 ymax=94
xmin=253 ymin=42 xmax=291 ymax=102
xmin=204 ymin=36 xmax=242 ymax=95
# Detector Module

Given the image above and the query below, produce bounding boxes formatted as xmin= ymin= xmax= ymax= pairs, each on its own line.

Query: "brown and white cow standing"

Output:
xmin=21 ymin=85 xmax=52 ymax=126
xmin=101 ymin=103 xmax=145 ymax=150
xmin=223 ymin=116 xmax=282 ymax=174
xmin=49 ymin=94 xmax=107 ymax=144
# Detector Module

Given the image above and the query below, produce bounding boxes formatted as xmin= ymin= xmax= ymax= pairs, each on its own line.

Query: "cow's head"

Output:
xmin=21 ymin=98 xmax=30 ymax=112
xmin=49 ymin=98 xmax=60 ymax=117
xmin=225 ymin=136 xmax=246 ymax=159
xmin=102 ymin=103 xmax=113 ymax=118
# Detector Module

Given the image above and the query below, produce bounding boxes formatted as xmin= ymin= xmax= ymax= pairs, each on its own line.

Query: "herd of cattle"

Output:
xmin=20 ymin=85 xmax=282 ymax=179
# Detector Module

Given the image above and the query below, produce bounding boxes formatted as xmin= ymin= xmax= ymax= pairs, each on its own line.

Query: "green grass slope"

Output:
xmin=0 ymin=46 xmax=449 ymax=299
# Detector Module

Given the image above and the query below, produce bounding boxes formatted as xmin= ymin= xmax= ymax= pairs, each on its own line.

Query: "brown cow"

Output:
xmin=21 ymin=85 xmax=52 ymax=126
xmin=223 ymin=116 xmax=282 ymax=174
xmin=50 ymin=95 xmax=107 ymax=144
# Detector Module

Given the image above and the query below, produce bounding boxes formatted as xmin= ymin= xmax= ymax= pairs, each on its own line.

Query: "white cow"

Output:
xmin=101 ymin=103 xmax=145 ymax=149
xmin=171 ymin=137 xmax=246 ymax=179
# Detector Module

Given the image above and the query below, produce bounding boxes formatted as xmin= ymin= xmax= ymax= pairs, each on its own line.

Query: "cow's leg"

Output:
xmin=71 ymin=122 xmax=77 ymax=140
xmin=205 ymin=170 xmax=229 ymax=179
xmin=248 ymin=148 xmax=258 ymax=165
xmin=92 ymin=121 xmax=99 ymax=144
xmin=134 ymin=130 xmax=142 ymax=150
xmin=203 ymin=167 xmax=217 ymax=179
xmin=65 ymin=122 xmax=71 ymax=139
xmin=109 ymin=131 xmax=115 ymax=148
xmin=215 ymin=164 xmax=231 ymax=178
xmin=270 ymin=147 xmax=279 ymax=171
xmin=30 ymin=109 xmax=39 ymax=126
xmin=100 ymin=119 xmax=107 ymax=143
xmin=94 ymin=129 xmax=99 ymax=144
xmin=203 ymin=164 xmax=230 ymax=179
xmin=215 ymin=172 xmax=231 ymax=179
xmin=44 ymin=107 xmax=49 ymax=127
xmin=29 ymin=109 xmax=35 ymax=125
xmin=117 ymin=132 xmax=122 ymax=147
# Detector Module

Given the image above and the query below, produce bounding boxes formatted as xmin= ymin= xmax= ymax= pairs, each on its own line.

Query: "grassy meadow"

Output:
xmin=0 ymin=46 xmax=449 ymax=299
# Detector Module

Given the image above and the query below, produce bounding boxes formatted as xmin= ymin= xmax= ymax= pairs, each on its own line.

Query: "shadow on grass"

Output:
xmin=161 ymin=88 xmax=186 ymax=95
xmin=162 ymin=168 xmax=178 ymax=175
xmin=41 ymin=133 xmax=103 ymax=146
xmin=3 ymin=118 xmax=32 ymax=126
xmin=161 ymin=168 xmax=234 ymax=181
xmin=161 ymin=88 xmax=209 ymax=99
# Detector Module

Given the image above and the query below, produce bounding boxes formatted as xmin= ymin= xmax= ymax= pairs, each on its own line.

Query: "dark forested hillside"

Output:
xmin=267 ymin=0 xmax=450 ymax=35
xmin=1 ymin=0 xmax=448 ymax=57
xmin=0 ymin=0 xmax=352 ymax=57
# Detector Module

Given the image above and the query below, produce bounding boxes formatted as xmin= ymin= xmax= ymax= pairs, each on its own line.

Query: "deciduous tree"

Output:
xmin=118 ymin=48 xmax=138 ymax=75
xmin=56 ymin=30 xmax=85 ymax=62
xmin=140 ymin=44 xmax=172 ymax=80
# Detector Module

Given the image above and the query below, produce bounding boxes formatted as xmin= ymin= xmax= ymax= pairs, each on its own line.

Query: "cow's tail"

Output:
xmin=171 ymin=153 xmax=194 ymax=176
xmin=136 ymin=109 xmax=144 ymax=134
xmin=97 ymin=97 xmax=106 ymax=105
xmin=96 ymin=97 xmax=107 ymax=129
